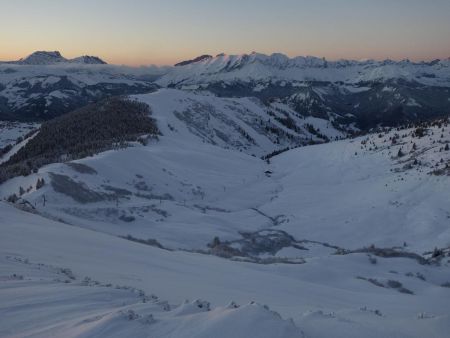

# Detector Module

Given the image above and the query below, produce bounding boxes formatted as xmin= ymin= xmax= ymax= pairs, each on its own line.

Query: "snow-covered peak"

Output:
xmin=18 ymin=51 xmax=66 ymax=65
xmin=3 ymin=51 xmax=107 ymax=65
xmin=175 ymin=54 xmax=212 ymax=66
xmin=70 ymin=55 xmax=107 ymax=64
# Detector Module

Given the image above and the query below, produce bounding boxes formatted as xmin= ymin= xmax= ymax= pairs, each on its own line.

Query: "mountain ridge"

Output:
xmin=1 ymin=50 xmax=107 ymax=65
xmin=157 ymin=52 xmax=450 ymax=130
xmin=158 ymin=51 xmax=450 ymax=86
xmin=174 ymin=52 xmax=450 ymax=68
xmin=1 ymin=50 xmax=450 ymax=128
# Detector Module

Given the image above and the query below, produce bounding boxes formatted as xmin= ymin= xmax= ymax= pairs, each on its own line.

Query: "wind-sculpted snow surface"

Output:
xmin=1 ymin=202 xmax=449 ymax=338
xmin=0 ymin=254 xmax=302 ymax=338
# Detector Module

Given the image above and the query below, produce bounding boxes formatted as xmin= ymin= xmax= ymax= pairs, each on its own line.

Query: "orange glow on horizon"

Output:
xmin=1 ymin=49 xmax=448 ymax=67
xmin=1 ymin=1 xmax=449 ymax=67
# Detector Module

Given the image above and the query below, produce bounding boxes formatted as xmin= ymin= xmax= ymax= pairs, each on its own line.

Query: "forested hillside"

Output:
xmin=0 ymin=97 xmax=158 ymax=184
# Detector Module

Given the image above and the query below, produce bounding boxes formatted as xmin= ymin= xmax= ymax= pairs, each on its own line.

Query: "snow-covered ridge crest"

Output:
xmin=158 ymin=51 xmax=450 ymax=86
xmin=173 ymin=51 xmax=450 ymax=69
xmin=2 ymin=50 xmax=107 ymax=65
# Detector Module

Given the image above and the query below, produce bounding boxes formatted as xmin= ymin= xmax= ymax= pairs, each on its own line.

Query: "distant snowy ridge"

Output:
xmin=70 ymin=55 xmax=107 ymax=65
xmin=159 ymin=52 xmax=450 ymax=86
xmin=1 ymin=50 xmax=107 ymax=65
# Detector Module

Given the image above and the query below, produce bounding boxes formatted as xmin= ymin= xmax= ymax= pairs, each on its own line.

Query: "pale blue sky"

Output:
xmin=1 ymin=0 xmax=449 ymax=65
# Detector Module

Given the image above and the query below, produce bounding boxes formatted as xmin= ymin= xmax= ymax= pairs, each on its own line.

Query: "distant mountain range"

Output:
xmin=0 ymin=51 xmax=107 ymax=65
xmin=160 ymin=52 xmax=450 ymax=129
xmin=162 ymin=52 xmax=450 ymax=86
xmin=0 ymin=51 xmax=165 ymax=120
xmin=1 ymin=51 xmax=450 ymax=128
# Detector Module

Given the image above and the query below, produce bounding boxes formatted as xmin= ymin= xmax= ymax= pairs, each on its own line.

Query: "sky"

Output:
xmin=1 ymin=0 xmax=450 ymax=66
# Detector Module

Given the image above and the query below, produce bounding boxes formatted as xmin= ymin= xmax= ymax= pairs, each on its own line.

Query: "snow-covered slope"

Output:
xmin=136 ymin=89 xmax=344 ymax=154
xmin=1 ymin=89 xmax=450 ymax=337
xmin=0 ymin=89 xmax=346 ymax=247
xmin=1 ymin=197 xmax=449 ymax=338
xmin=0 ymin=206 xmax=304 ymax=338
xmin=1 ymin=91 xmax=449 ymax=253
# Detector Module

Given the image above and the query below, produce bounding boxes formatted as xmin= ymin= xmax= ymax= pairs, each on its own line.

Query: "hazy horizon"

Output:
xmin=1 ymin=0 xmax=450 ymax=66
xmin=2 ymin=49 xmax=450 ymax=68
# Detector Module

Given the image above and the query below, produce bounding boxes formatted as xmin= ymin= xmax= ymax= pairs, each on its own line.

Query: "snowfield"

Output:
xmin=1 ymin=201 xmax=449 ymax=338
xmin=1 ymin=89 xmax=450 ymax=337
